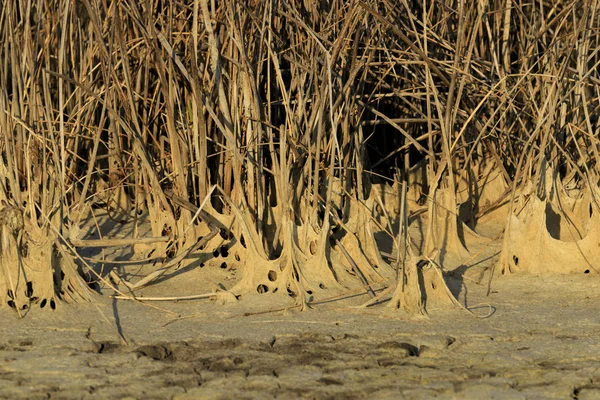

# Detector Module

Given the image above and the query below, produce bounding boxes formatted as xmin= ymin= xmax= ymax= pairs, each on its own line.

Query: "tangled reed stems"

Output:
xmin=0 ymin=0 xmax=599 ymax=315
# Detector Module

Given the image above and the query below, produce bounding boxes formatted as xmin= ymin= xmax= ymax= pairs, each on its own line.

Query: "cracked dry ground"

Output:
xmin=1 ymin=274 xmax=600 ymax=399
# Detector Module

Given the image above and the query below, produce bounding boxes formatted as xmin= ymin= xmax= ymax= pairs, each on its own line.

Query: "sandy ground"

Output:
xmin=1 ymin=208 xmax=599 ymax=399
xmin=1 ymin=270 xmax=600 ymax=400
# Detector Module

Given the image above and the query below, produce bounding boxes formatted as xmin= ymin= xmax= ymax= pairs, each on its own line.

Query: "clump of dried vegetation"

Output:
xmin=0 ymin=0 xmax=599 ymax=316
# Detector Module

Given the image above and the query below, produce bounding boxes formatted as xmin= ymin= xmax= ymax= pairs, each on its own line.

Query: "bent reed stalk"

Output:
xmin=0 ymin=0 xmax=599 ymax=314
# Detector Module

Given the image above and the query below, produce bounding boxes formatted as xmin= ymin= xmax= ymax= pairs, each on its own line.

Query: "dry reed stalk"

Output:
xmin=0 ymin=0 xmax=599 ymax=314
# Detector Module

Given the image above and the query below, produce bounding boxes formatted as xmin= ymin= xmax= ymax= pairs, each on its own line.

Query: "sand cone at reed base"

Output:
xmin=0 ymin=206 xmax=92 ymax=315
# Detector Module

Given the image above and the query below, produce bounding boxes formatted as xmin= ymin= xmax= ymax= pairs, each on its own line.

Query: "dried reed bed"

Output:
xmin=0 ymin=0 xmax=599 ymax=315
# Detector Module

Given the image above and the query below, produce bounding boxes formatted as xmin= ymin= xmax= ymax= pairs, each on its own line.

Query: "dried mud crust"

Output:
xmin=1 ymin=273 xmax=600 ymax=400
xmin=1 ymin=329 xmax=599 ymax=400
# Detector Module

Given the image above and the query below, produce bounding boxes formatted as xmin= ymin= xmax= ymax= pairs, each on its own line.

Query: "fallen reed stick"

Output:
xmin=71 ymin=236 xmax=171 ymax=248
xmin=112 ymin=293 xmax=219 ymax=301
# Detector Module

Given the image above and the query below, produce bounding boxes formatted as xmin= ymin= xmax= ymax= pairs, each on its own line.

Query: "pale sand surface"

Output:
xmin=1 ymin=272 xmax=599 ymax=399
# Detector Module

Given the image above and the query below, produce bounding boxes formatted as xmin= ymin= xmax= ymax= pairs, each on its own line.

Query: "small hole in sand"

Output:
xmin=40 ymin=299 xmax=47 ymax=309
xmin=7 ymin=290 xmax=13 ymax=299
xmin=220 ymin=229 xmax=233 ymax=240
xmin=584 ymin=269 xmax=590 ymax=274
xmin=306 ymin=290 xmax=313 ymax=295
xmin=167 ymin=245 xmax=177 ymax=258
xmin=268 ymin=270 xmax=277 ymax=282
xmin=590 ymin=204 xmax=594 ymax=218
xmin=220 ymin=246 xmax=229 ymax=257
xmin=8 ymin=300 xmax=15 ymax=309
xmin=235 ymin=253 xmax=241 ymax=261
xmin=309 ymin=240 xmax=317 ymax=255
xmin=319 ymin=283 xmax=326 ymax=289
xmin=431 ymin=282 xmax=436 ymax=290
xmin=257 ymin=284 xmax=269 ymax=294
xmin=199 ymin=262 xmax=205 ymax=268
xmin=240 ymin=235 xmax=246 ymax=248
xmin=287 ymin=287 xmax=297 ymax=298
xmin=375 ymin=204 xmax=383 ymax=215
xmin=161 ymin=224 xmax=172 ymax=236
xmin=213 ymin=249 xmax=219 ymax=258
xmin=512 ymin=255 xmax=519 ymax=266
xmin=60 ymin=271 xmax=65 ymax=281
xmin=50 ymin=299 xmax=56 ymax=310
xmin=273 ymin=288 xmax=278 ymax=293
xmin=220 ymin=262 xmax=227 ymax=269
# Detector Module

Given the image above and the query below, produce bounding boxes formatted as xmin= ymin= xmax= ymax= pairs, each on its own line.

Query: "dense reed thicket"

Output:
xmin=1 ymin=0 xmax=599 ymax=315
